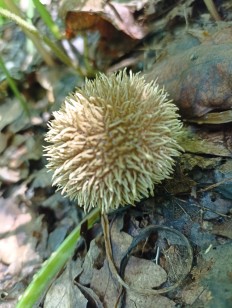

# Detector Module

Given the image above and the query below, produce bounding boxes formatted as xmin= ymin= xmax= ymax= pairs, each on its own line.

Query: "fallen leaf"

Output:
xmin=60 ymin=0 xmax=147 ymax=68
xmin=91 ymin=259 xmax=173 ymax=308
xmin=90 ymin=259 xmax=120 ymax=307
xmin=79 ymin=237 xmax=104 ymax=286
xmin=0 ymin=167 xmax=21 ymax=183
xmin=181 ymin=126 xmax=232 ymax=157
xmin=75 ymin=282 xmax=103 ymax=308
xmin=145 ymin=28 xmax=232 ymax=118
xmin=44 ymin=259 xmax=87 ymax=308
xmin=0 ymin=98 xmax=23 ymax=131
xmin=61 ymin=0 xmax=146 ymax=39
xmin=126 ymin=292 xmax=176 ymax=308
xmin=181 ymin=243 xmax=232 ymax=306
xmin=214 ymin=160 xmax=232 ymax=199
xmin=0 ymin=132 xmax=10 ymax=154
xmin=0 ymin=197 xmax=44 ymax=289
xmin=125 ymin=256 xmax=167 ymax=288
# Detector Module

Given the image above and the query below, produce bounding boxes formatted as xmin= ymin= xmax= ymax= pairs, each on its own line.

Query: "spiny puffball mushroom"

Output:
xmin=44 ymin=70 xmax=183 ymax=213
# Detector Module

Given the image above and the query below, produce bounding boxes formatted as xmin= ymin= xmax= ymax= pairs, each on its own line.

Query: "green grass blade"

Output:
xmin=16 ymin=208 xmax=100 ymax=308
xmin=32 ymin=0 xmax=61 ymax=40
xmin=0 ymin=7 xmax=37 ymax=33
xmin=0 ymin=7 xmax=82 ymax=71
xmin=0 ymin=55 xmax=30 ymax=117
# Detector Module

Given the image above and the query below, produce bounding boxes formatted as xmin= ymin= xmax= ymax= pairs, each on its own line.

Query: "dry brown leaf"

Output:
xmin=60 ymin=0 xmax=146 ymax=39
xmin=91 ymin=259 xmax=173 ymax=308
xmin=0 ymin=197 xmax=44 ymax=290
xmin=0 ymin=132 xmax=10 ymax=154
xmin=0 ymin=99 xmax=23 ymax=131
xmin=79 ymin=237 xmax=104 ymax=286
xmin=75 ymin=282 xmax=103 ymax=308
xmin=90 ymin=259 xmax=120 ymax=307
xmin=0 ymin=132 xmax=43 ymax=185
xmin=0 ymin=167 xmax=21 ymax=183
xmin=60 ymin=0 xmax=147 ymax=68
xmin=180 ymin=285 xmax=212 ymax=305
xmin=126 ymin=292 xmax=176 ymax=308
xmin=44 ymin=259 xmax=87 ymax=308
xmin=146 ymin=27 xmax=232 ymax=118
xmin=124 ymin=256 xmax=167 ymax=288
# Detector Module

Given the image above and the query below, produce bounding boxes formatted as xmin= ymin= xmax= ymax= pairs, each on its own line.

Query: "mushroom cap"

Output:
xmin=44 ymin=70 xmax=183 ymax=213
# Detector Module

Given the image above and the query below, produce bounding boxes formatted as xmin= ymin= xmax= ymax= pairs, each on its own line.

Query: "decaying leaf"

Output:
xmin=0 ymin=133 xmax=43 ymax=185
xmin=180 ymin=285 xmax=212 ymax=306
xmin=0 ymin=197 xmax=45 ymax=290
xmin=78 ymin=237 xmax=104 ymax=286
xmin=181 ymin=126 xmax=232 ymax=157
xmin=75 ymin=216 xmax=183 ymax=307
xmin=180 ymin=243 xmax=232 ymax=306
xmin=145 ymin=27 xmax=232 ymax=118
xmin=59 ymin=0 xmax=148 ymax=68
xmin=44 ymin=260 xmax=87 ymax=308
xmin=187 ymin=110 xmax=232 ymax=125
xmin=125 ymin=292 xmax=176 ymax=308
xmin=75 ymin=282 xmax=103 ymax=308
xmin=60 ymin=0 xmax=146 ymax=39
xmin=124 ymin=255 xmax=167 ymax=288
xmin=0 ymin=99 xmax=24 ymax=131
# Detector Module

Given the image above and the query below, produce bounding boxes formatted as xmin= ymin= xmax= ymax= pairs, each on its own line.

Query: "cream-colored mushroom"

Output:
xmin=44 ymin=69 xmax=183 ymax=213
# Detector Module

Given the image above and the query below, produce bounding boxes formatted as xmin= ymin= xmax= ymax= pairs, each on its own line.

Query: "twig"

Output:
xmin=101 ymin=214 xmax=193 ymax=296
xmin=203 ymin=0 xmax=222 ymax=21
xmin=198 ymin=178 xmax=232 ymax=193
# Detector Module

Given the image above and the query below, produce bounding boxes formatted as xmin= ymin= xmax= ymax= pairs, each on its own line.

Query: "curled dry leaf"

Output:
xmin=145 ymin=27 xmax=232 ymax=118
xmin=60 ymin=0 xmax=146 ymax=39
xmin=60 ymin=0 xmax=147 ymax=67
xmin=44 ymin=260 xmax=88 ymax=308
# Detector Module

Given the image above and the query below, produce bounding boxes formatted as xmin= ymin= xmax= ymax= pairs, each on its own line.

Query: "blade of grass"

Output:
xmin=42 ymin=34 xmax=84 ymax=75
xmin=2 ymin=1 xmax=55 ymax=66
xmin=32 ymin=0 xmax=61 ymax=40
xmin=0 ymin=7 xmax=38 ymax=34
xmin=16 ymin=208 xmax=100 ymax=308
xmin=0 ymin=55 xmax=30 ymax=117
xmin=0 ymin=7 xmax=84 ymax=74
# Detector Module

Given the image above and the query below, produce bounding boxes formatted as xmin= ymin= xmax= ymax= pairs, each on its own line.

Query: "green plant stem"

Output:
xmin=2 ymin=1 xmax=55 ymax=66
xmin=32 ymin=0 xmax=61 ymax=40
xmin=0 ymin=55 xmax=30 ymax=117
xmin=0 ymin=7 xmax=37 ymax=33
xmin=16 ymin=208 xmax=100 ymax=308
xmin=82 ymin=33 xmax=96 ymax=77
xmin=42 ymin=35 xmax=84 ymax=75
xmin=0 ymin=6 xmax=83 ymax=73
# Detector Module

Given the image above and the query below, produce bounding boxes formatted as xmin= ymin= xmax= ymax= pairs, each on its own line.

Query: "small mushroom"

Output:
xmin=44 ymin=70 xmax=183 ymax=213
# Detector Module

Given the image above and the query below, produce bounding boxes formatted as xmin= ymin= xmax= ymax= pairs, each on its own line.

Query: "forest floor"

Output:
xmin=0 ymin=0 xmax=232 ymax=307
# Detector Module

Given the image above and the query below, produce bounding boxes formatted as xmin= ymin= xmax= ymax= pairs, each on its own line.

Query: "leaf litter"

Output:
xmin=0 ymin=0 xmax=232 ymax=307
